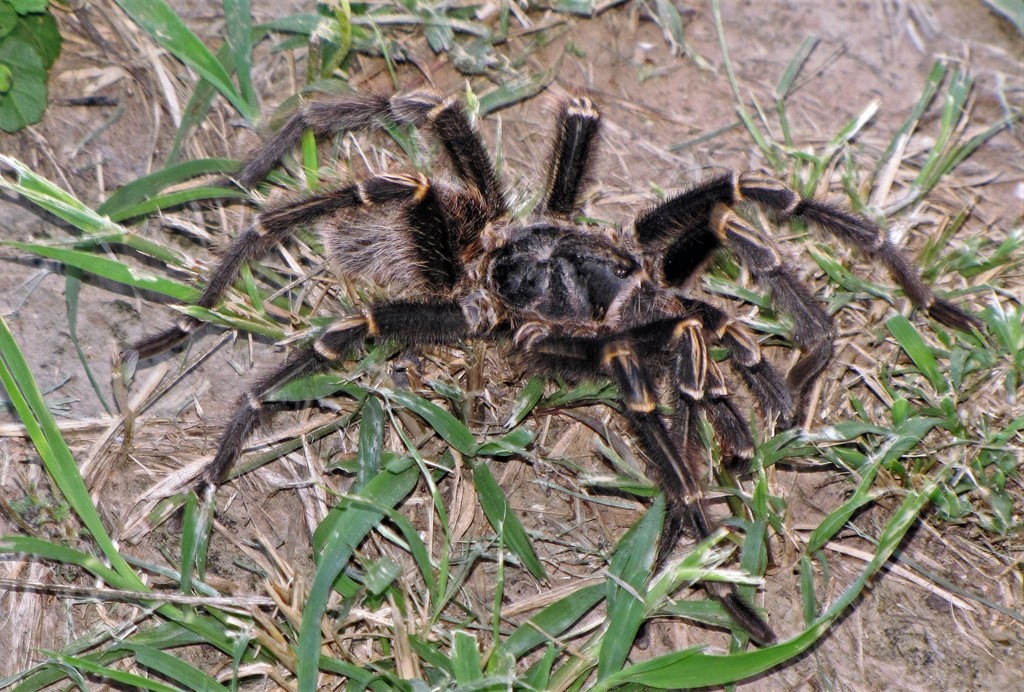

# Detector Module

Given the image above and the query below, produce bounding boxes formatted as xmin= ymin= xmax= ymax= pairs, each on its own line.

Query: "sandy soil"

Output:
xmin=1 ymin=0 xmax=1021 ymax=688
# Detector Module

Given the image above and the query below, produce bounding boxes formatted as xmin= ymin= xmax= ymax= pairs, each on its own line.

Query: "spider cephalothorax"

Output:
xmin=129 ymin=89 xmax=979 ymax=646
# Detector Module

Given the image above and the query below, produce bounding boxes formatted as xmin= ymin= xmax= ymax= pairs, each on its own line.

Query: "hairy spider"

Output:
xmin=129 ymin=90 xmax=979 ymax=645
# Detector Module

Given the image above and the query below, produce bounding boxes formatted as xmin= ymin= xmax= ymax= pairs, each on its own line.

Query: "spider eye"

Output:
xmin=614 ymin=264 xmax=633 ymax=278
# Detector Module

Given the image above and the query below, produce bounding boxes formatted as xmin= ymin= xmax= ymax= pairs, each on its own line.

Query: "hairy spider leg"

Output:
xmin=709 ymin=205 xmax=836 ymax=398
xmin=524 ymin=332 xmax=776 ymax=645
xmin=129 ymin=174 xmax=459 ymax=359
xmin=636 ymin=172 xmax=979 ymax=331
xmin=540 ymin=96 xmax=602 ymax=217
xmin=634 ymin=180 xmax=836 ymax=399
xmin=237 ymin=92 xmax=394 ymax=188
xmin=628 ymin=317 xmax=757 ymax=470
xmin=204 ymin=300 xmax=470 ymax=487
xmin=633 ymin=298 xmax=795 ymax=429
xmin=238 ymin=90 xmax=507 ymax=220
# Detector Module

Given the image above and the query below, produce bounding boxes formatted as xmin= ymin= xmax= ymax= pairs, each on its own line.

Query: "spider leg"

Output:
xmin=540 ymin=96 xmax=602 ymax=216
xmin=638 ymin=298 xmax=795 ymax=428
xmin=129 ymin=173 xmax=460 ymax=359
xmin=524 ymin=333 xmax=775 ymax=645
xmin=710 ymin=205 xmax=836 ymax=398
xmin=239 ymin=90 xmax=507 ymax=218
xmin=635 ymin=171 xmax=980 ymax=331
xmin=205 ymin=299 xmax=469 ymax=487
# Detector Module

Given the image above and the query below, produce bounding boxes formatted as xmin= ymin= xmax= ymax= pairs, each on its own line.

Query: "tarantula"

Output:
xmin=129 ymin=90 xmax=978 ymax=645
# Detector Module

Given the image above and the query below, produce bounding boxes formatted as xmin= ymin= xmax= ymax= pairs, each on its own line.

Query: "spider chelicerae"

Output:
xmin=129 ymin=89 xmax=979 ymax=645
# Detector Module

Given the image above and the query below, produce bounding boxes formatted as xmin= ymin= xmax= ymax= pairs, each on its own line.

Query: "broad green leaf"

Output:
xmin=0 ymin=35 xmax=46 ymax=132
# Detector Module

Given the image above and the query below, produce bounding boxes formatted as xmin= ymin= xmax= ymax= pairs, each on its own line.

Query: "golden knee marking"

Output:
xmin=602 ymin=344 xmax=658 ymax=413
xmin=379 ymin=172 xmax=431 ymax=203
xmin=355 ymin=182 xmax=371 ymax=205
xmin=565 ymin=97 xmax=600 ymax=119
xmin=671 ymin=318 xmax=701 ymax=342
xmin=427 ymin=97 xmax=459 ymax=124
xmin=314 ymin=339 xmax=342 ymax=361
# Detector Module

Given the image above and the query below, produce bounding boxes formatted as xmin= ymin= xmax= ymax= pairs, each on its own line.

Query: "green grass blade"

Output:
xmin=593 ymin=470 xmax=947 ymax=689
xmin=64 ymin=271 xmax=112 ymax=415
xmin=356 ymin=395 xmax=384 ymax=489
xmin=385 ymin=387 xmax=478 ymax=456
xmin=885 ymin=314 xmax=948 ymax=392
xmin=301 ymin=462 xmax=422 ymax=690
xmin=597 ymin=497 xmax=663 ymax=679
xmin=498 ymin=583 xmax=605 ymax=659
xmin=71 ymin=232 xmax=189 ymax=267
xmin=0 ymin=317 xmax=141 ymax=585
xmin=0 ymin=155 xmax=119 ymax=234
xmin=2 ymin=242 xmax=200 ymax=302
xmin=114 ymin=0 xmax=255 ymax=119
xmin=338 ymin=494 xmax=438 ymax=600
xmin=107 ymin=186 xmax=250 ymax=222
xmin=224 ymin=0 xmax=256 ymax=111
xmin=504 ymin=376 xmax=544 ymax=429
xmin=45 ymin=652 xmax=178 ymax=691
xmin=96 ymin=158 xmax=239 ymax=216
xmin=126 ymin=644 xmax=227 ymax=691
xmin=0 ymin=536 xmax=125 ymax=585
xmin=472 ymin=462 xmax=546 ymax=580
xmin=167 ymin=42 xmax=234 ymax=164
xmin=452 ymin=631 xmax=483 ymax=685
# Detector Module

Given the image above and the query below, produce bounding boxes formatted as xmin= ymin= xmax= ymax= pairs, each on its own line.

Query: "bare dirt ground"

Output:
xmin=1 ymin=0 xmax=1022 ymax=689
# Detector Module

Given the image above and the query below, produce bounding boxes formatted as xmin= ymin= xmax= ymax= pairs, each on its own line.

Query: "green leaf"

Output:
xmin=127 ymin=644 xmax=227 ymax=691
xmin=0 ymin=63 xmax=11 ymax=94
xmin=886 ymin=314 xmax=948 ymax=391
xmin=114 ymin=0 xmax=255 ymax=120
xmin=498 ymin=583 xmax=605 ymax=659
xmin=11 ymin=0 xmax=51 ymax=14
xmin=107 ymin=185 xmax=250 ymax=222
xmin=15 ymin=10 xmax=61 ymax=69
xmin=97 ymin=158 xmax=240 ymax=217
xmin=0 ymin=154 xmax=119 ymax=234
xmin=266 ymin=373 xmax=365 ymax=403
xmin=3 ymin=241 xmax=200 ymax=302
xmin=223 ymin=0 xmax=256 ymax=111
xmin=472 ymin=462 xmax=546 ymax=580
xmin=452 ymin=631 xmax=483 ymax=685
xmin=301 ymin=463 xmax=421 ymax=691
xmin=45 ymin=652 xmax=179 ymax=691
xmin=598 ymin=497 xmax=662 ymax=679
xmin=0 ymin=35 xmax=46 ymax=132
xmin=0 ymin=5 xmax=16 ymax=38
xmin=475 ymin=427 xmax=533 ymax=458
xmin=385 ymin=387 xmax=478 ymax=456
xmin=592 ymin=471 xmax=947 ymax=690
xmin=504 ymin=377 xmax=544 ymax=429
